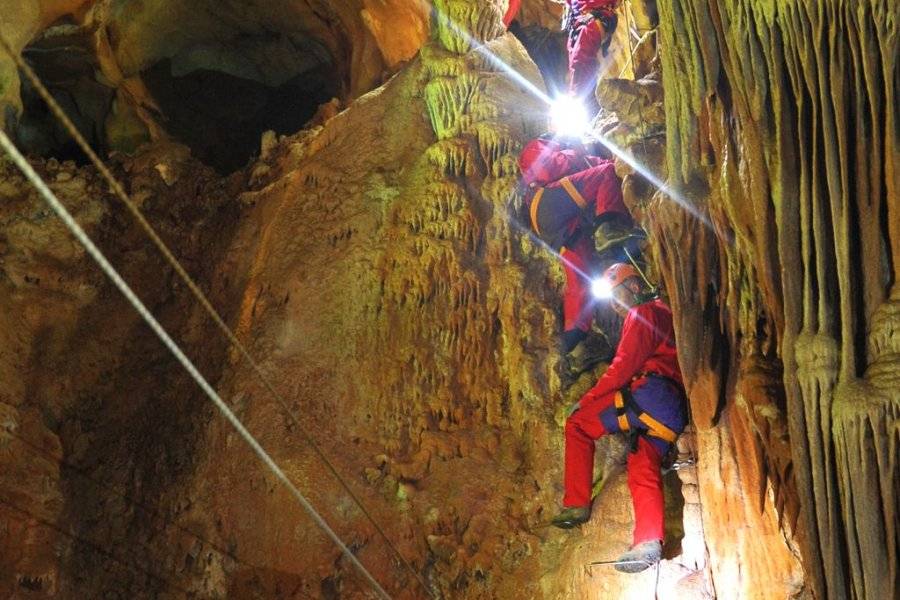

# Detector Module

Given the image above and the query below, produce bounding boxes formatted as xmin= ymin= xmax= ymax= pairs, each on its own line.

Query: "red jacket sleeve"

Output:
xmin=502 ymin=0 xmax=521 ymax=26
xmin=590 ymin=161 xmax=624 ymax=218
xmin=581 ymin=303 xmax=670 ymax=402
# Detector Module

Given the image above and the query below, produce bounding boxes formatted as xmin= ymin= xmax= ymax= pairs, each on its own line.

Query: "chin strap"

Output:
xmin=623 ymin=246 xmax=658 ymax=299
xmin=636 ymin=289 xmax=660 ymax=304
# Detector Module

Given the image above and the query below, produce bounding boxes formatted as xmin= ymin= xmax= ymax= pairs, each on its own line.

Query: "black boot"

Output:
xmin=560 ymin=328 xmax=588 ymax=354
xmin=593 ymin=218 xmax=647 ymax=257
xmin=551 ymin=505 xmax=591 ymax=529
xmin=565 ymin=330 xmax=613 ymax=377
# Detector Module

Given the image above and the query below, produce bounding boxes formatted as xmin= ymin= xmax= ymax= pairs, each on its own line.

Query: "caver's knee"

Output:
xmin=564 ymin=414 xmax=580 ymax=436
xmin=564 ymin=410 xmax=594 ymax=439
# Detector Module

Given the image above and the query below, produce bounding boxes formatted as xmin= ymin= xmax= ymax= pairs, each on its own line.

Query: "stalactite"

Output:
xmin=655 ymin=0 xmax=898 ymax=597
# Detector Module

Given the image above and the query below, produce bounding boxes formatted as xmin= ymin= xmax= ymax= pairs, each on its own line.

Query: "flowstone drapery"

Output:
xmin=653 ymin=1 xmax=898 ymax=598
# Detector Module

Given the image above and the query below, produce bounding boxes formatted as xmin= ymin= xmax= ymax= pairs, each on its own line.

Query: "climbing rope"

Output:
xmin=0 ymin=33 xmax=433 ymax=599
xmin=588 ymin=558 xmax=651 ymax=567
xmin=615 ymin=22 xmax=641 ymax=79
xmin=0 ymin=128 xmax=393 ymax=600
xmin=622 ymin=1 xmax=652 ymax=161
xmin=623 ymin=246 xmax=656 ymax=291
xmin=587 ymin=555 xmax=662 ymax=597
xmin=5 ymin=427 xmax=253 ymax=573
xmin=654 ymin=559 xmax=661 ymax=599
xmin=587 ymin=555 xmax=661 ymax=596
xmin=0 ymin=494 xmax=193 ymax=595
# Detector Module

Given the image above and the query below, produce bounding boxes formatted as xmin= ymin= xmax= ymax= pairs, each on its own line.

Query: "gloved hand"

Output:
xmin=565 ymin=402 xmax=581 ymax=418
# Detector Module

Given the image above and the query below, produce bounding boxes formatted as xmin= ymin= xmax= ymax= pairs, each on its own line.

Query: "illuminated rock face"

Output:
xmin=2 ymin=2 xmax=590 ymax=598
xmin=0 ymin=0 xmax=897 ymax=599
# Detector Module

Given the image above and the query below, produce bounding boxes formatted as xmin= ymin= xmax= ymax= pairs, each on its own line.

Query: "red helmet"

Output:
xmin=518 ymin=138 xmax=562 ymax=186
xmin=602 ymin=262 xmax=641 ymax=290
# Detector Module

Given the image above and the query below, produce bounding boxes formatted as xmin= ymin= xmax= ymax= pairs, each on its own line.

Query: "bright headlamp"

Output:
xmin=549 ymin=96 xmax=590 ymax=138
xmin=591 ymin=277 xmax=613 ymax=300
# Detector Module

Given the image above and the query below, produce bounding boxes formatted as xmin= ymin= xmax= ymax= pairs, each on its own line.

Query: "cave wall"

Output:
xmin=173 ymin=3 xmax=570 ymax=596
xmin=3 ymin=2 xmax=582 ymax=598
xmin=0 ymin=146 xmax=244 ymax=596
xmin=0 ymin=1 xmax=93 ymax=113
xmin=649 ymin=1 xmax=898 ymax=598
xmin=1 ymin=0 xmax=898 ymax=598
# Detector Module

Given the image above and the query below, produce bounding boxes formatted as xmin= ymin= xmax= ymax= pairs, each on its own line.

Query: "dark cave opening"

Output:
xmin=14 ymin=30 xmax=113 ymax=166
xmin=142 ymin=59 xmax=339 ymax=174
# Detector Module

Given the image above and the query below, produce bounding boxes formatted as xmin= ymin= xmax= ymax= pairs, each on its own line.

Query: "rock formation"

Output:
xmin=0 ymin=0 xmax=896 ymax=599
xmin=650 ymin=2 xmax=898 ymax=598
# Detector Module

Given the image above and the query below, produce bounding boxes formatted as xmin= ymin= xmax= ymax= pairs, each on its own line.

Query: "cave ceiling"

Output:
xmin=0 ymin=0 xmax=432 ymax=171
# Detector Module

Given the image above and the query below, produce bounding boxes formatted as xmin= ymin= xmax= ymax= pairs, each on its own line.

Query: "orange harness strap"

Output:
xmin=614 ymin=388 xmax=678 ymax=444
xmin=529 ymin=186 xmax=545 ymax=235
xmin=559 ymin=176 xmax=589 ymax=209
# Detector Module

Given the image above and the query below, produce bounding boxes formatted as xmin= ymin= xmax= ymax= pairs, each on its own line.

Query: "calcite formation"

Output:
xmin=0 ymin=0 xmax=897 ymax=599
xmin=650 ymin=1 xmax=898 ymax=598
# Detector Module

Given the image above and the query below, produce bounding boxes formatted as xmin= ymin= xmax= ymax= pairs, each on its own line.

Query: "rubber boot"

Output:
xmin=593 ymin=218 xmax=647 ymax=257
xmin=565 ymin=330 xmax=612 ymax=376
xmin=551 ymin=505 xmax=591 ymax=529
xmin=614 ymin=539 xmax=662 ymax=573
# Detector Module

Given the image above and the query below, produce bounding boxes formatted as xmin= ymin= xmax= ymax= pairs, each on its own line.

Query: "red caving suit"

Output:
xmin=565 ymin=0 xmax=620 ymax=96
xmin=503 ymin=0 xmax=521 ymax=27
xmin=564 ymin=298 xmax=687 ymax=544
xmin=519 ymin=138 xmax=630 ymax=334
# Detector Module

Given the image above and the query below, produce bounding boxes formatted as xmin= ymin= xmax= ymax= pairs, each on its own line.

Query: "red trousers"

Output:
xmin=561 ymin=235 xmax=598 ymax=333
xmin=503 ymin=0 xmax=521 ymax=26
xmin=564 ymin=391 xmax=665 ymax=544
xmin=557 ymin=162 xmax=629 ymax=333
xmin=568 ymin=18 xmax=608 ymax=96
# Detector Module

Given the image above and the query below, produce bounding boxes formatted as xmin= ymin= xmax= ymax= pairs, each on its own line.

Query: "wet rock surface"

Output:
xmin=648 ymin=1 xmax=898 ymax=598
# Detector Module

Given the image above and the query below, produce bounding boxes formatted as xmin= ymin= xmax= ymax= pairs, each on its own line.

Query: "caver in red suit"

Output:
xmin=503 ymin=0 xmax=521 ymax=27
xmin=518 ymin=137 xmax=630 ymax=351
xmin=564 ymin=0 xmax=620 ymax=96
xmin=563 ymin=284 xmax=687 ymax=545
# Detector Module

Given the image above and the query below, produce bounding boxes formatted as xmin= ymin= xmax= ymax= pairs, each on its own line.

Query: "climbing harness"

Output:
xmin=0 ymin=32 xmax=430 ymax=600
xmin=614 ymin=382 xmax=679 ymax=451
xmin=527 ymin=175 xmax=593 ymax=248
xmin=560 ymin=175 xmax=590 ymax=209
